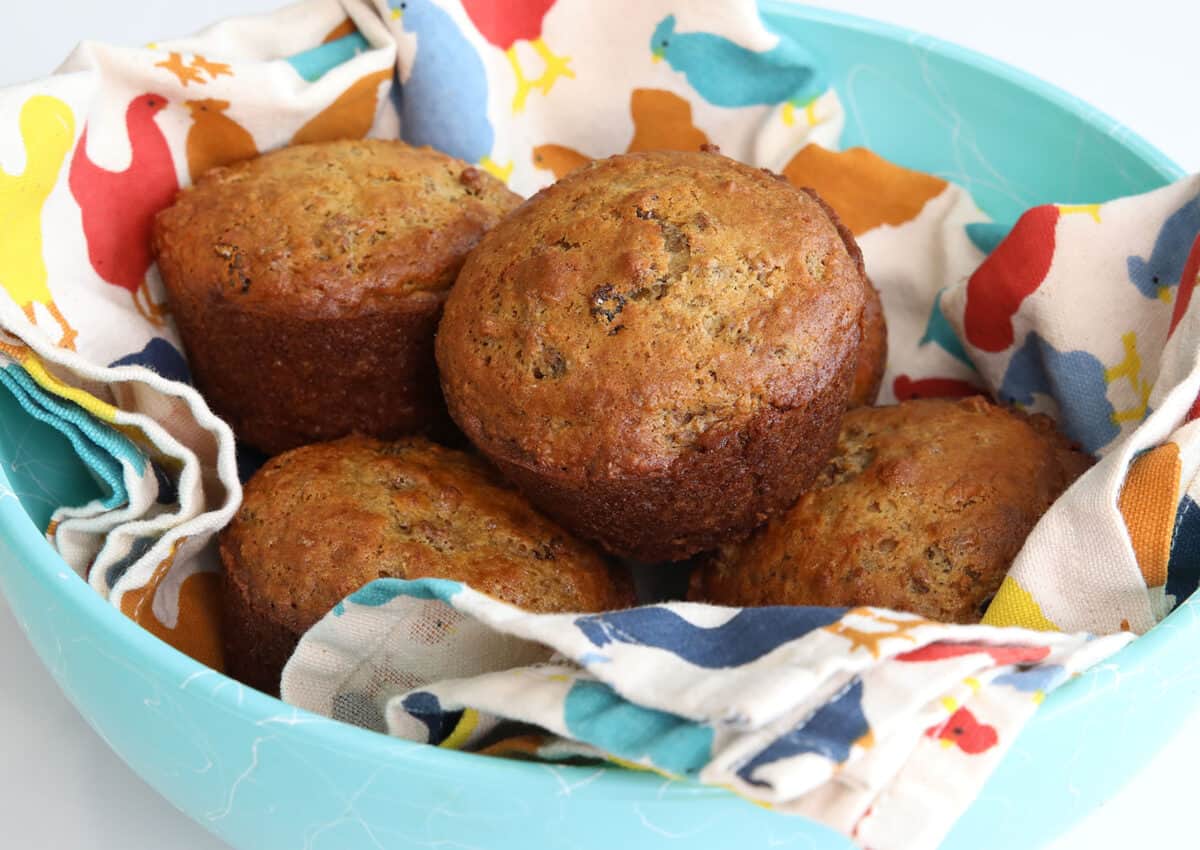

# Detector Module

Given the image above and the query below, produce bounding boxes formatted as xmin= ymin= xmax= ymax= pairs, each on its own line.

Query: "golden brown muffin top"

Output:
xmin=220 ymin=435 xmax=632 ymax=635
xmin=691 ymin=397 xmax=1091 ymax=623
xmin=436 ymin=149 xmax=867 ymax=476
xmin=154 ymin=139 xmax=521 ymax=318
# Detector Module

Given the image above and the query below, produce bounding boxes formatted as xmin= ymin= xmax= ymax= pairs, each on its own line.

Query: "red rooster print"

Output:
xmin=925 ymin=706 xmax=998 ymax=754
xmin=459 ymin=0 xmax=574 ymax=113
xmin=897 ymin=642 xmax=1050 ymax=666
xmin=69 ymin=93 xmax=177 ymax=324
xmin=963 ymin=204 xmax=1059 ymax=353
xmin=1168 ymin=234 xmax=1200 ymax=338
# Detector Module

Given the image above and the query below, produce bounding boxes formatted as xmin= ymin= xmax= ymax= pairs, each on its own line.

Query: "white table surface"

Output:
xmin=1 ymin=3 xmax=1197 ymax=848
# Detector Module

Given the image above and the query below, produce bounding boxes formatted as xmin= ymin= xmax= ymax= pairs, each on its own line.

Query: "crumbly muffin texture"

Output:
xmin=849 ymin=276 xmax=886 ymax=407
xmin=690 ymin=397 xmax=1092 ymax=623
xmin=436 ymin=150 xmax=869 ymax=560
xmin=220 ymin=435 xmax=632 ymax=692
xmin=439 ymin=150 xmax=864 ymax=473
xmin=153 ymin=139 xmax=521 ymax=454
xmin=156 ymin=139 xmax=520 ymax=313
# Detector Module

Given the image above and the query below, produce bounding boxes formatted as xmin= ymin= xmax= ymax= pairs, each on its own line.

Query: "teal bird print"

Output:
xmin=650 ymin=14 xmax=823 ymax=125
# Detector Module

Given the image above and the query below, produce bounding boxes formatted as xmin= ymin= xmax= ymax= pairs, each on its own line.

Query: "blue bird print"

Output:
xmin=349 ymin=576 xmax=463 ymax=607
xmin=563 ymin=679 xmax=713 ymax=776
xmin=109 ymin=337 xmax=191 ymax=385
xmin=399 ymin=691 xmax=463 ymax=744
xmin=1165 ymin=496 xmax=1200 ymax=605
xmin=965 ymin=221 xmax=1012 ymax=256
xmin=150 ymin=459 xmax=178 ymax=505
xmin=575 ymin=605 xmax=845 ymax=669
xmin=1127 ymin=194 xmax=1200 ymax=301
xmin=284 ymin=32 xmax=370 ymax=83
xmin=919 ymin=291 xmax=973 ymax=369
xmin=997 ymin=331 xmax=1119 ymax=455
xmin=332 ymin=576 xmax=463 ymax=615
xmin=992 ymin=664 xmax=1066 ymax=694
xmin=736 ymin=678 xmax=869 ymax=786
xmin=650 ymin=14 xmax=823 ymax=125
xmin=392 ymin=0 xmax=511 ymax=181
xmin=102 ymin=536 xmax=157 ymax=592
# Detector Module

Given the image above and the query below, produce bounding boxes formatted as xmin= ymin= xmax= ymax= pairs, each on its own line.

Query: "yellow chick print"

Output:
xmin=0 ymin=95 xmax=79 ymax=349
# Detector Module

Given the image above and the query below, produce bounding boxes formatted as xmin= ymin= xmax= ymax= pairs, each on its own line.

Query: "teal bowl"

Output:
xmin=0 ymin=4 xmax=1189 ymax=848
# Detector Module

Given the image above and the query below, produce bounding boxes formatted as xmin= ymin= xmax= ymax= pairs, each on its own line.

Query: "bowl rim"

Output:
xmin=1 ymin=0 xmax=1189 ymax=811
xmin=765 ymin=0 xmax=1185 ymax=184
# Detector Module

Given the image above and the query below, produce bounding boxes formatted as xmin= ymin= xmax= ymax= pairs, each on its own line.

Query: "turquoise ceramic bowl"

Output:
xmin=0 ymin=4 xmax=1189 ymax=849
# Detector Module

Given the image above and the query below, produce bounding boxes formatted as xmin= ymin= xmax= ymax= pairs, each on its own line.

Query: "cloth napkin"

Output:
xmin=0 ymin=0 xmax=1196 ymax=847
xmin=283 ymin=578 xmax=1132 ymax=850
xmin=941 ymin=179 xmax=1200 ymax=633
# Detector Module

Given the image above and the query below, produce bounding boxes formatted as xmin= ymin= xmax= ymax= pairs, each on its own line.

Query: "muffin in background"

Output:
xmin=220 ymin=435 xmax=633 ymax=694
xmin=690 ymin=397 xmax=1091 ymax=623
xmin=849 ymin=276 xmax=886 ymax=407
xmin=154 ymin=139 xmax=521 ymax=455
xmin=436 ymin=149 xmax=870 ymax=562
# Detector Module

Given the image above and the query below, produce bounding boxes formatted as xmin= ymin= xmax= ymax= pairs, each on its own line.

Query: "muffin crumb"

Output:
xmin=691 ymin=398 xmax=1091 ymax=622
xmin=221 ymin=436 xmax=633 ymax=694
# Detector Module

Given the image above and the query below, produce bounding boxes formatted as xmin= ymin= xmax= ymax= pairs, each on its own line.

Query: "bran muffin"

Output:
xmin=154 ymin=139 xmax=521 ymax=455
xmin=436 ymin=149 xmax=870 ymax=561
xmin=849 ymin=277 xmax=886 ymax=407
xmin=220 ymin=435 xmax=633 ymax=694
xmin=690 ymin=397 xmax=1091 ymax=622
xmin=797 ymin=187 xmax=886 ymax=409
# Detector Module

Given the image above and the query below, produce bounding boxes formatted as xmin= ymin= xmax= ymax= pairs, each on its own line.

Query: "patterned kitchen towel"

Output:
xmin=385 ymin=0 xmax=844 ymax=187
xmin=0 ymin=331 xmax=238 ymax=669
xmin=940 ymin=177 xmax=1200 ymax=634
xmin=283 ymin=578 xmax=1133 ymax=850
xmin=0 ymin=0 xmax=399 ymax=662
xmin=0 ymin=0 xmax=1198 ymax=847
xmin=777 ymin=144 xmax=989 ymax=405
xmin=0 ymin=0 xmax=850 ymax=661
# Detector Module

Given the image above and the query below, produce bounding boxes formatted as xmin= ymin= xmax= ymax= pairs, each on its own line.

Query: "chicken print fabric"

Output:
xmin=0 ymin=95 xmax=78 ymax=349
xmin=284 ymin=579 xmax=1132 ymax=850
xmin=939 ymin=175 xmax=1200 ymax=634
xmin=0 ymin=0 xmax=399 ymax=676
xmin=0 ymin=0 xmax=1198 ymax=848
xmin=0 ymin=0 xmax=843 ymax=680
xmin=388 ymin=0 xmax=845 ymax=191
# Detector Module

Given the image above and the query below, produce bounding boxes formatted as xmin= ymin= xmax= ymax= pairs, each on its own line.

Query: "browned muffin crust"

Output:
xmin=690 ymin=397 xmax=1091 ymax=622
xmin=154 ymin=139 xmax=521 ymax=455
xmin=850 ymin=277 xmax=887 ymax=407
xmin=220 ymin=435 xmax=633 ymax=694
xmin=436 ymin=150 xmax=869 ymax=561
xmin=796 ymin=186 xmax=886 ymax=409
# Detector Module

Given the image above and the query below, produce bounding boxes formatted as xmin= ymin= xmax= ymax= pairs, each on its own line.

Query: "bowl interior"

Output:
xmin=0 ymin=4 xmax=1189 ymax=850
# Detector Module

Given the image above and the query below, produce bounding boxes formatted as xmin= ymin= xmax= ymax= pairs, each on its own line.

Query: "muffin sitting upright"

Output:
xmin=154 ymin=140 xmax=521 ymax=455
xmin=437 ymin=149 xmax=870 ymax=561
xmin=690 ymin=397 xmax=1092 ymax=622
xmin=221 ymin=435 xmax=633 ymax=694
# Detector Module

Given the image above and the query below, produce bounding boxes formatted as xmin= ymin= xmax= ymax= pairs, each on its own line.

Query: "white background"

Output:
xmin=1 ymin=2 xmax=1197 ymax=848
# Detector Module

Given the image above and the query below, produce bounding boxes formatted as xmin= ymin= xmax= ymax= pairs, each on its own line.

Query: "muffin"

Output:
xmin=436 ymin=149 xmax=870 ymax=561
xmin=797 ymin=188 xmax=886 ymax=409
xmin=690 ymin=397 xmax=1091 ymax=622
xmin=220 ymin=435 xmax=633 ymax=694
xmin=154 ymin=139 xmax=521 ymax=455
xmin=849 ymin=276 xmax=886 ymax=407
